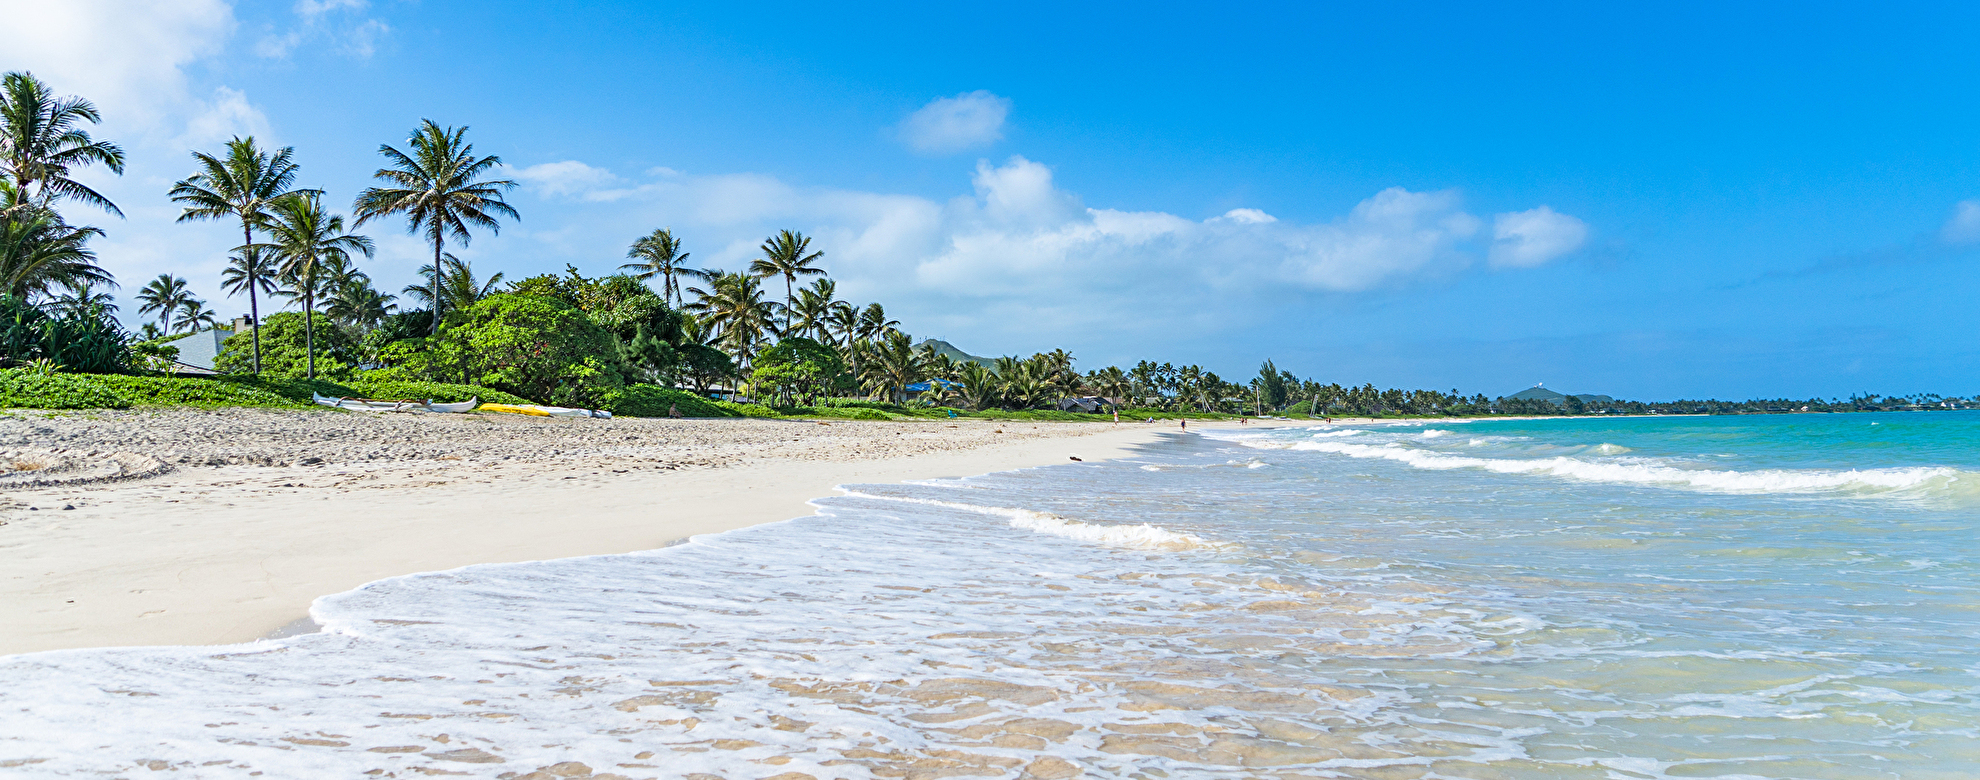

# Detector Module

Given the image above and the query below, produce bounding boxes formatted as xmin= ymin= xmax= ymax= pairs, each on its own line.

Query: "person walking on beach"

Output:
xmin=1180 ymin=418 xmax=1187 ymax=432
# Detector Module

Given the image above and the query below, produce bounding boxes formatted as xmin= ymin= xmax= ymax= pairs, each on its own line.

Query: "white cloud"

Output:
xmin=1219 ymin=208 xmax=1278 ymax=224
xmin=499 ymin=155 xmax=1588 ymax=354
xmin=897 ymin=90 xmax=1011 ymax=154
xmin=1488 ymin=205 xmax=1588 ymax=268
xmin=174 ymin=87 xmax=273 ymax=149
xmin=0 ymin=0 xmax=234 ymax=132
xmin=258 ymin=0 xmax=388 ymax=59
xmin=508 ymin=161 xmax=623 ymax=198
xmin=1942 ymin=200 xmax=1980 ymax=244
xmin=295 ymin=0 xmax=366 ymax=17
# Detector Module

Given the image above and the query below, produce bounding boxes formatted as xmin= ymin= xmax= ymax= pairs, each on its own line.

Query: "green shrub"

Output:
xmin=89 ymin=375 xmax=304 ymax=408
xmin=784 ymin=405 xmax=892 ymax=420
xmin=714 ymin=400 xmax=782 ymax=418
xmin=372 ymin=294 xmax=628 ymax=407
xmin=602 ymin=384 xmax=738 ymax=418
xmin=338 ymin=378 xmax=534 ymax=405
xmin=216 ymin=312 xmax=358 ymax=379
xmin=0 ymin=369 xmax=131 ymax=409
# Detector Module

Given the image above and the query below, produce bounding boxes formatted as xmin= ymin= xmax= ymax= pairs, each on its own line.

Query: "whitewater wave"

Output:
xmin=1243 ymin=440 xmax=1960 ymax=494
xmin=841 ymin=491 xmax=1215 ymax=550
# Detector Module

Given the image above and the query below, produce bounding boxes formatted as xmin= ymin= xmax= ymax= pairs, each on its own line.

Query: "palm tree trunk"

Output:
xmin=244 ymin=224 xmax=262 ymax=375
xmin=303 ymin=287 xmax=317 ymax=381
xmin=430 ymin=237 xmax=445 ymax=336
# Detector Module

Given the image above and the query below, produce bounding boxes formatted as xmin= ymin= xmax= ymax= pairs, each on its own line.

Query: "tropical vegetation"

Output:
xmin=6 ymin=72 xmax=1977 ymax=420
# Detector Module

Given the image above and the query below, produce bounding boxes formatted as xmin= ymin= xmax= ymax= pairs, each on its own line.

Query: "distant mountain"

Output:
xmin=1503 ymin=385 xmax=1612 ymax=406
xmin=916 ymin=339 xmax=996 ymax=367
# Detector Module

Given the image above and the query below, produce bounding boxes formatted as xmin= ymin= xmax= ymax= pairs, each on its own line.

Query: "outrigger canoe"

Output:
xmin=478 ymin=403 xmax=613 ymax=419
xmin=312 ymin=393 xmax=479 ymax=413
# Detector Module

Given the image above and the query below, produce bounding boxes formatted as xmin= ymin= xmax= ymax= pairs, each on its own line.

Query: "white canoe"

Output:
xmin=313 ymin=393 xmax=479 ymax=413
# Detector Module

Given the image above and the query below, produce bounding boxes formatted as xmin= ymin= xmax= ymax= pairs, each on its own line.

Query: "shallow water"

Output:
xmin=1 ymin=412 xmax=1976 ymax=778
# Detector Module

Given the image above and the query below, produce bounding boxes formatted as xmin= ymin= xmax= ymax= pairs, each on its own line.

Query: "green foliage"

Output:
xmin=601 ymin=383 xmax=738 ymax=418
xmin=335 ymin=378 xmax=532 ymax=405
xmin=715 ymin=400 xmax=782 ymax=418
xmin=0 ymin=368 xmax=130 ymax=408
xmin=374 ymin=293 xmax=627 ymax=407
xmin=752 ymin=336 xmax=845 ymax=406
xmin=217 ymin=311 xmax=356 ymax=379
xmin=783 ymin=405 xmax=891 ymax=420
xmin=0 ymin=294 xmax=131 ymax=373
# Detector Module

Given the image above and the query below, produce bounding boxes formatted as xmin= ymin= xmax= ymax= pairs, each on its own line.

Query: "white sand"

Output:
xmin=0 ymin=410 xmax=1285 ymax=656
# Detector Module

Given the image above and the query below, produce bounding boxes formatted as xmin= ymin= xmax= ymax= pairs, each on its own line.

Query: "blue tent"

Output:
xmin=904 ymin=378 xmax=963 ymax=393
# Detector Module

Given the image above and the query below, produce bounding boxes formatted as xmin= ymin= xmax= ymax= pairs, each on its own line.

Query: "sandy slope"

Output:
xmin=0 ymin=408 xmax=1236 ymax=655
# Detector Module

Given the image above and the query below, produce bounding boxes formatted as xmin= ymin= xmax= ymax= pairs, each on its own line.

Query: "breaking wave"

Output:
xmin=1238 ymin=439 xmax=1961 ymax=495
xmin=841 ymin=491 xmax=1215 ymax=550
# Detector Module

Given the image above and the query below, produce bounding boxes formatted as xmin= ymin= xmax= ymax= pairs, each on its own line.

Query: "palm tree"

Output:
xmin=957 ymin=362 xmax=1000 ymax=411
xmin=135 ymin=274 xmax=193 ymax=333
xmin=401 ymin=253 xmax=502 ymax=315
xmin=169 ymin=136 xmax=308 ymax=374
xmin=256 ymin=193 xmax=374 ymax=380
xmin=171 ymin=298 xmax=216 ymax=333
xmin=620 ymin=228 xmax=701 ymax=307
xmin=790 ymin=278 xmax=836 ymax=341
xmin=0 ymin=71 xmax=126 ymax=216
xmin=855 ymin=302 xmax=898 ymax=342
xmin=352 ymin=120 xmax=517 ymax=336
xmin=684 ymin=271 xmax=779 ymax=368
xmin=46 ymin=278 xmax=115 ymax=318
xmin=219 ymin=251 xmax=279 ymax=332
xmin=859 ymin=331 xmax=928 ymax=403
xmin=325 ymin=276 xmax=396 ymax=330
xmin=749 ymin=230 xmax=826 ymax=332
xmin=1090 ymin=365 xmax=1129 ymax=404
xmin=0 ymin=211 xmax=108 ymax=299
xmin=824 ymin=300 xmax=858 ymax=350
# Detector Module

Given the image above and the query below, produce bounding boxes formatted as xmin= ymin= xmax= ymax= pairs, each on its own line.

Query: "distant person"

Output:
xmin=1180 ymin=418 xmax=1187 ymax=431
xmin=1112 ymin=410 xmax=1119 ymax=426
xmin=668 ymin=403 xmax=682 ymax=418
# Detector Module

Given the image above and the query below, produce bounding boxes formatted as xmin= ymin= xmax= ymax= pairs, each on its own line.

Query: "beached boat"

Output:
xmin=312 ymin=393 xmax=479 ymax=413
xmin=477 ymin=402 xmax=613 ymax=419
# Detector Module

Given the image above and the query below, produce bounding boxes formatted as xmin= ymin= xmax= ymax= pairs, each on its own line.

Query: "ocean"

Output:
xmin=2 ymin=412 xmax=1976 ymax=778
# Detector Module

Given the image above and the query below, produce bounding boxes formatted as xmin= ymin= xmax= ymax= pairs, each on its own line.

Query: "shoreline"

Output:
xmin=0 ymin=411 xmax=1304 ymax=657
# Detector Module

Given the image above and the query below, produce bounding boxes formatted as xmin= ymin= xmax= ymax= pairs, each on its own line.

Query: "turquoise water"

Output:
xmin=1 ymin=412 xmax=1974 ymax=777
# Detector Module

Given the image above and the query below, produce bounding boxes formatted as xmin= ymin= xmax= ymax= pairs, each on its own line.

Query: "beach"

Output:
xmin=0 ymin=412 xmax=1974 ymax=777
xmin=0 ymin=408 xmax=1216 ymax=656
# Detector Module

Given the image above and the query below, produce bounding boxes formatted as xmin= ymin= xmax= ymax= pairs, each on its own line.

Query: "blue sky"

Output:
xmin=10 ymin=1 xmax=1980 ymax=399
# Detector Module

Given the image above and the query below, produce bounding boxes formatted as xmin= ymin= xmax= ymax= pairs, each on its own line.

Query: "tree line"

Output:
xmin=4 ymin=69 xmax=1974 ymax=418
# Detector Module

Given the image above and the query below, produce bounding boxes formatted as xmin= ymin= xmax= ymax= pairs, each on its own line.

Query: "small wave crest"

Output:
xmin=1242 ymin=440 xmax=1960 ymax=495
xmin=841 ymin=491 xmax=1215 ymax=550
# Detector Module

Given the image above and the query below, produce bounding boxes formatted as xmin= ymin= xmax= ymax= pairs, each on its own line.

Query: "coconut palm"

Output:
xmin=749 ymin=230 xmax=826 ymax=331
xmin=46 ymin=278 xmax=115 ymax=318
xmin=684 ymin=271 xmax=779 ymax=368
xmin=620 ymin=228 xmax=702 ymax=307
xmin=855 ymin=302 xmax=899 ymax=343
xmin=0 ymin=71 xmax=125 ymax=216
xmin=401 ymin=253 xmax=502 ymax=315
xmin=790 ymin=278 xmax=837 ymax=341
xmin=325 ymin=276 xmax=396 ymax=331
xmin=956 ymin=361 xmax=1000 ymax=411
xmin=352 ymin=120 xmax=517 ymax=336
xmin=1089 ymin=365 xmax=1129 ymax=404
xmin=0 ymin=211 xmax=108 ymax=299
xmin=859 ymin=330 xmax=928 ymax=403
xmin=171 ymin=298 xmax=216 ymax=333
xmin=169 ymin=136 xmax=308 ymax=374
xmin=824 ymin=300 xmax=858 ymax=349
xmin=255 ymin=193 xmax=374 ymax=380
xmin=218 ymin=251 xmax=279 ymax=333
xmin=135 ymin=274 xmax=194 ymax=333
